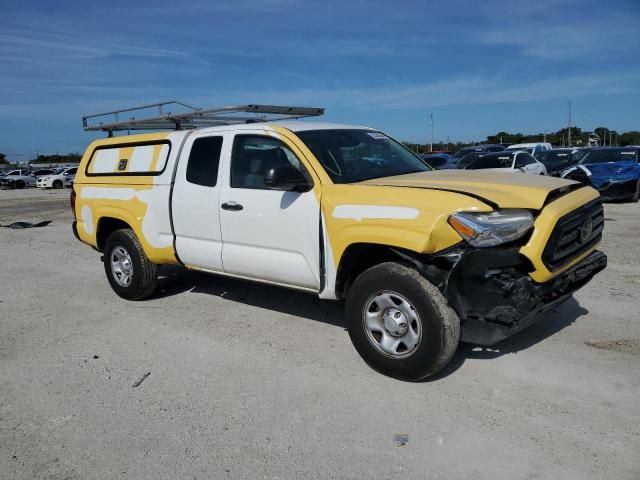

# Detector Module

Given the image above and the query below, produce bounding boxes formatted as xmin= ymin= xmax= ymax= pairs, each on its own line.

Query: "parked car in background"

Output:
xmin=419 ymin=153 xmax=457 ymax=170
xmin=37 ymin=167 xmax=78 ymax=189
xmin=506 ymin=142 xmax=552 ymax=156
xmin=455 ymin=152 xmax=486 ymax=169
xmin=451 ymin=144 xmax=505 ymax=162
xmin=31 ymin=168 xmax=56 ymax=178
xmin=535 ymin=148 xmax=579 ymax=176
xmin=561 ymin=147 xmax=640 ymax=202
xmin=464 ymin=150 xmax=547 ymax=175
xmin=0 ymin=169 xmax=37 ymax=189
xmin=571 ymin=147 xmax=594 ymax=163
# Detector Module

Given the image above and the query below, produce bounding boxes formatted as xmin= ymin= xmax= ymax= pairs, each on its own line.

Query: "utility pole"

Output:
xmin=429 ymin=113 xmax=434 ymax=153
xmin=609 ymin=131 xmax=612 ymax=146
xmin=544 ymin=129 xmax=547 ymax=143
xmin=567 ymin=100 xmax=572 ymax=147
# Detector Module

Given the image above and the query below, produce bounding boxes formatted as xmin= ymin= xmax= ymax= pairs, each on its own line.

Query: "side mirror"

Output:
xmin=264 ymin=165 xmax=312 ymax=192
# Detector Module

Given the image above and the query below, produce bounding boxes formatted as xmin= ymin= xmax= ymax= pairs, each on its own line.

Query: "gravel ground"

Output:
xmin=1 ymin=187 xmax=639 ymax=479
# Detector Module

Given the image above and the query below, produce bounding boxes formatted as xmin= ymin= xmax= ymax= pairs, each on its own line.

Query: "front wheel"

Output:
xmin=53 ymin=180 xmax=63 ymax=189
xmin=104 ymin=229 xmax=158 ymax=300
xmin=631 ymin=181 xmax=640 ymax=203
xmin=346 ymin=262 xmax=460 ymax=381
xmin=15 ymin=180 xmax=25 ymax=189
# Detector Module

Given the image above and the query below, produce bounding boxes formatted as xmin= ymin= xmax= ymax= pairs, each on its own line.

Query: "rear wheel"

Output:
xmin=15 ymin=180 xmax=25 ymax=189
xmin=53 ymin=180 xmax=63 ymax=189
xmin=104 ymin=229 xmax=157 ymax=300
xmin=346 ymin=262 xmax=460 ymax=381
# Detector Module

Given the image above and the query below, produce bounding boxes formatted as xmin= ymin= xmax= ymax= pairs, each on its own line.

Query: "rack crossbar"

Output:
xmin=83 ymin=101 xmax=324 ymax=134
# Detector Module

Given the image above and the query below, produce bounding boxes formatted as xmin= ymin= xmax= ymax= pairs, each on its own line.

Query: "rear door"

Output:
xmin=218 ymin=132 xmax=321 ymax=290
xmin=172 ymin=132 xmax=228 ymax=271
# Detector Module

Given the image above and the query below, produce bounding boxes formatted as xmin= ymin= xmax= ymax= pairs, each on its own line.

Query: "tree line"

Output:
xmin=404 ymin=127 xmax=640 ymax=153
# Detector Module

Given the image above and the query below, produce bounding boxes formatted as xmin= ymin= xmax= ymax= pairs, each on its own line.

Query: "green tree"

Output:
xmin=0 ymin=153 xmax=7 ymax=164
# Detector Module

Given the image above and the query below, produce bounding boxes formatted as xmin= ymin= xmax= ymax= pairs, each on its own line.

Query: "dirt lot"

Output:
xmin=1 ymin=188 xmax=639 ymax=479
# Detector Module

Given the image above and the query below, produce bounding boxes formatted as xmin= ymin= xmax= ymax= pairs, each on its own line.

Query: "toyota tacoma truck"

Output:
xmin=72 ymin=103 xmax=607 ymax=380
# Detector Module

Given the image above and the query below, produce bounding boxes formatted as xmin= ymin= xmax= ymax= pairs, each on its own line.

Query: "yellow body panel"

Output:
xmin=520 ymin=186 xmax=601 ymax=282
xmin=74 ymin=132 xmax=179 ymax=265
xmin=321 ymin=184 xmax=490 ymax=267
xmin=362 ymin=170 xmax=577 ymax=210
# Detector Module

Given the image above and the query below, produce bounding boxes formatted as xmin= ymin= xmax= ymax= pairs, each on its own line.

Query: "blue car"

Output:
xmin=561 ymin=147 xmax=640 ymax=202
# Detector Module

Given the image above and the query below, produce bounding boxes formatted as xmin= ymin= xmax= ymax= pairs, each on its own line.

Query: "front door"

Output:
xmin=219 ymin=132 xmax=321 ymax=290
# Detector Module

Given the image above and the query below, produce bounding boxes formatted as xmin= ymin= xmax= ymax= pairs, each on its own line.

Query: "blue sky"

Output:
xmin=1 ymin=0 xmax=639 ymax=160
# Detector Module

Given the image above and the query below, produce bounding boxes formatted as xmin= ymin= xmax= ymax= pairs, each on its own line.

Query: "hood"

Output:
xmin=579 ymin=161 xmax=640 ymax=187
xmin=360 ymin=170 xmax=581 ymax=210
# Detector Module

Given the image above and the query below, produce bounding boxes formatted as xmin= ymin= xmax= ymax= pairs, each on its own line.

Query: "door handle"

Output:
xmin=221 ymin=201 xmax=244 ymax=211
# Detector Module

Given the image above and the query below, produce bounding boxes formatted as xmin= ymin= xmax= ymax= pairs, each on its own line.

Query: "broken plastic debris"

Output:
xmin=1 ymin=221 xmax=52 ymax=229
xmin=132 ymin=372 xmax=151 ymax=388
xmin=393 ymin=434 xmax=409 ymax=446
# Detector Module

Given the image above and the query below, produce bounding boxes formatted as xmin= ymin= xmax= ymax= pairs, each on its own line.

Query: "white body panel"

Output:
xmin=219 ymin=188 xmax=321 ymax=289
xmin=172 ymin=131 xmax=226 ymax=271
xmin=217 ymin=129 xmax=321 ymax=290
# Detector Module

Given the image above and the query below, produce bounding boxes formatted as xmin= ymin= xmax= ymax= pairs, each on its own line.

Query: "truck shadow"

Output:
xmin=154 ymin=266 xmax=345 ymax=327
xmin=155 ymin=266 xmax=589 ymax=380
xmin=425 ymin=297 xmax=589 ymax=381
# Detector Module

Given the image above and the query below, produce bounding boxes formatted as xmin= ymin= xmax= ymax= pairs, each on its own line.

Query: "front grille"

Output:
xmin=542 ymin=198 xmax=604 ymax=270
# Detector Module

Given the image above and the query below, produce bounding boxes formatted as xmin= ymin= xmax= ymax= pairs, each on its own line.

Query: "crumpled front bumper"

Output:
xmin=442 ymin=248 xmax=607 ymax=346
xmin=595 ymin=179 xmax=638 ymax=201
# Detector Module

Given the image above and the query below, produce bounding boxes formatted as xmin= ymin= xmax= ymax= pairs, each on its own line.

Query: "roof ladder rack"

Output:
xmin=82 ymin=101 xmax=325 ymax=136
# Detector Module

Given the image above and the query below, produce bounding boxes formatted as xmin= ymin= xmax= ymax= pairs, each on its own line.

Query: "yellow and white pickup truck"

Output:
xmin=71 ymin=103 xmax=606 ymax=380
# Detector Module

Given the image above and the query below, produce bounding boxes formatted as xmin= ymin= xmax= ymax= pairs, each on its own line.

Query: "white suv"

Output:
xmin=37 ymin=167 xmax=77 ymax=189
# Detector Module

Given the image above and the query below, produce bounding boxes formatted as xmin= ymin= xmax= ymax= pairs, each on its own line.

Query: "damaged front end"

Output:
xmin=401 ymin=243 xmax=606 ymax=347
xmin=445 ymin=246 xmax=605 ymax=345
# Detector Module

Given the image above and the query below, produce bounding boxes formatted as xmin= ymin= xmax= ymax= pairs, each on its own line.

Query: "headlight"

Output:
xmin=448 ymin=209 xmax=534 ymax=247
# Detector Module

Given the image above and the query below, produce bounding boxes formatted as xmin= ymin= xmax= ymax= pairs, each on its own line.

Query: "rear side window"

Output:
xmin=86 ymin=141 xmax=171 ymax=176
xmin=186 ymin=136 xmax=223 ymax=187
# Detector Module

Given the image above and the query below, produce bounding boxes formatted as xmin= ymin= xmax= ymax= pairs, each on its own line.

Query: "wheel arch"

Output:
xmin=96 ymin=217 xmax=133 ymax=251
xmin=335 ymin=243 xmax=408 ymax=299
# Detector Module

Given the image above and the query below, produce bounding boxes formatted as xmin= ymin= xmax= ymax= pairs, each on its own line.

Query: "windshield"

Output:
xmin=452 ymin=147 xmax=477 ymax=159
xmin=572 ymin=149 xmax=591 ymax=162
xmin=456 ymin=152 xmax=484 ymax=167
xmin=536 ymin=150 xmax=572 ymax=167
xmin=466 ymin=153 xmax=514 ymax=169
xmin=580 ymin=149 xmax=639 ymax=165
xmin=296 ymin=129 xmax=431 ymax=183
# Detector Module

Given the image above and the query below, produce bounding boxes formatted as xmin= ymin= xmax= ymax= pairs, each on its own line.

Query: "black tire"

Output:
xmin=346 ymin=262 xmax=460 ymax=381
xmin=631 ymin=181 xmax=640 ymax=203
xmin=104 ymin=229 xmax=158 ymax=300
xmin=52 ymin=180 xmax=63 ymax=189
xmin=15 ymin=180 xmax=25 ymax=189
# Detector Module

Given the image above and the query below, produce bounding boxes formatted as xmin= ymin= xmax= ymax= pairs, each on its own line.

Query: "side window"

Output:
xmin=514 ymin=153 xmax=527 ymax=168
xmin=523 ymin=153 xmax=537 ymax=165
xmin=231 ymin=135 xmax=304 ymax=189
xmin=66 ymin=167 xmax=78 ymax=175
xmin=186 ymin=136 xmax=223 ymax=187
